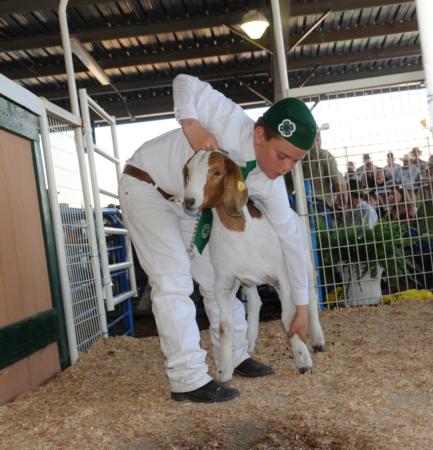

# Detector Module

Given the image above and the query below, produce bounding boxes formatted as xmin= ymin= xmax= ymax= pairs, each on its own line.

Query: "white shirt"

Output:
xmin=127 ymin=74 xmax=309 ymax=305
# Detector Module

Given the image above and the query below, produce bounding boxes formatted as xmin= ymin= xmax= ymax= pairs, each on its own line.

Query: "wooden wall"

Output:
xmin=0 ymin=128 xmax=61 ymax=404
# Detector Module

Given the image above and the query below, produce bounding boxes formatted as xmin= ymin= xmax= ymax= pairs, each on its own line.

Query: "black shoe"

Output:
xmin=171 ymin=380 xmax=240 ymax=403
xmin=234 ymin=358 xmax=274 ymax=378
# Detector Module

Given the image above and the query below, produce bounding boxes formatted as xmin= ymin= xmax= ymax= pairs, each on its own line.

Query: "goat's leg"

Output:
xmin=214 ymin=280 xmax=237 ymax=384
xmin=276 ymin=276 xmax=313 ymax=374
xmin=306 ymin=257 xmax=326 ymax=352
xmin=242 ymin=286 xmax=262 ymax=353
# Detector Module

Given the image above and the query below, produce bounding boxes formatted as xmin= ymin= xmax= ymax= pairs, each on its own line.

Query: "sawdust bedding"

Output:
xmin=1 ymin=299 xmax=433 ymax=450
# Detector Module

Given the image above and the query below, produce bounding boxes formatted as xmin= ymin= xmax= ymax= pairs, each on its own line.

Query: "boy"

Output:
xmin=119 ymin=74 xmax=317 ymax=403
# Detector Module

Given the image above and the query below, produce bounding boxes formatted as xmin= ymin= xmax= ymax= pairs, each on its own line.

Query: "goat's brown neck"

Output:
xmin=215 ymin=205 xmax=246 ymax=231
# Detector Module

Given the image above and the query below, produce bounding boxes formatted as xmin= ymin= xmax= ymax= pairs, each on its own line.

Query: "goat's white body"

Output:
xmin=209 ymin=208 xmax=282 ymax=287
xmin=209 ymin=206 xmax=325 ymax=383
xmin=183 ymin=150 xmax=325 ymax=383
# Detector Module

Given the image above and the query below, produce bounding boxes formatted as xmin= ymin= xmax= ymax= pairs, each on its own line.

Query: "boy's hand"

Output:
xmin=181 ymin=119 xmax=219 ymax=151
xmin=287 ymin=305 xmax=309 ymax=343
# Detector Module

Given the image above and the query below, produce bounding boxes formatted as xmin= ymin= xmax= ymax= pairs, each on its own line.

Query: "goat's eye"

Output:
xmin=213 ymin=170 xmax=222 ymax=177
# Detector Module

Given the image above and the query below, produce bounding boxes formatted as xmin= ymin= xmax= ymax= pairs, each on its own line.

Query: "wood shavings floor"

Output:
xmin=1 ymin=299 xmax=433 ymax=449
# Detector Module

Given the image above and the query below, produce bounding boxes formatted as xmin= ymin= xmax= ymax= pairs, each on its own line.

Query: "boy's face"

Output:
xmin=253 ymin=126 xmax=307 ymax=179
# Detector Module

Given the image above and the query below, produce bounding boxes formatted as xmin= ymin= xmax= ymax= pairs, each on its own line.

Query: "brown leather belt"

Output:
xmin=123 ymin=164 xmax=175 ymax=201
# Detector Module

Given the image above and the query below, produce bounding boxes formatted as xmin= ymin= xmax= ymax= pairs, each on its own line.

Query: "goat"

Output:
xmin=183 ymin=150 xmax=325 ymax=383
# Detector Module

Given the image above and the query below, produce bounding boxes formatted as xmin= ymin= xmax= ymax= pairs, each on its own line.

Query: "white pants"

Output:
xmin=119 ymin=174 xmax=249 ymax=393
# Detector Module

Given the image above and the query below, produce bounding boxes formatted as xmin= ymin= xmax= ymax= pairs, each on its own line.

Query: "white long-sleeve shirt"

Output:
xmin=127 ymin=74 xmax=309 ymax=305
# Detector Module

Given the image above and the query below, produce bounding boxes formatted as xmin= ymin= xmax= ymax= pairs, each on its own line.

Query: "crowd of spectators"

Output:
xmin=342 ymin=148 xmax=433 ymax=231
xmin=285 ymin=140 xmax=433 ymax=291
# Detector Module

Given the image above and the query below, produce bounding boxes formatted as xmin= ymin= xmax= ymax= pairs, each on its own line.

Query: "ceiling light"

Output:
xmin=70 ymin=36 xmax=110 ymax=86
xmin=240 ymin=10 xmax=270 ymax=40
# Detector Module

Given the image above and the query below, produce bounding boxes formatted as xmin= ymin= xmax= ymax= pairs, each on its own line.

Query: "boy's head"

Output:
xmin=260 ymin=97 xmax=317 ymax=150
xmin=253 ymin=97 xmax=317 ymax=179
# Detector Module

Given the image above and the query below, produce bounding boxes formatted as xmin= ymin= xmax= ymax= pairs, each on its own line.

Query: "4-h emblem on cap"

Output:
xmin=278 ymin=118 xmax=296 ymax=138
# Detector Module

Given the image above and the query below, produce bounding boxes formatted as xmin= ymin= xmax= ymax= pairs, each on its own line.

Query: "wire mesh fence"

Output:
xmin=44 ymin=115 xmax=105 ymax=352
xmin=288 ymin=83 xmax=433 ymax=309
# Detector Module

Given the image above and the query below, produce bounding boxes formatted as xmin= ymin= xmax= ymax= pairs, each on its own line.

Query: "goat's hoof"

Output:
xmin=313 ymin=344 xmax=325 ymax=353
xmin=298 ymin=366 xmax=314 ymax=375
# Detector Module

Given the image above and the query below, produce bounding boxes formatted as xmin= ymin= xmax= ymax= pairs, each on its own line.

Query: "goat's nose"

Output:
xmin=184 ymin=198 xmax=195 ymax=209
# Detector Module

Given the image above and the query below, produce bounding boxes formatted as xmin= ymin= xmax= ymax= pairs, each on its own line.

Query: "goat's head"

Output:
xmin=183 ymin=150 xmax=248 ymax=216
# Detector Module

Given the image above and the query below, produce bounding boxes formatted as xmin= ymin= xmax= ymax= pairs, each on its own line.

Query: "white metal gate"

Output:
xmin=40 ymin=99 xmax=108 ymax=361
xmin=78 ymin=89 xmax=137 ymax=312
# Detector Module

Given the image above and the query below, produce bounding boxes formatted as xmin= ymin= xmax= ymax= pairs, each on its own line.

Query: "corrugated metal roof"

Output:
xmin=0 ymin=0 xmax=422 ymax=121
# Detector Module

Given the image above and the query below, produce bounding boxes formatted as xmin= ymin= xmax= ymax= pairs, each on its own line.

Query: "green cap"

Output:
xmin=261 ymin=97 xmax=317 ymax=151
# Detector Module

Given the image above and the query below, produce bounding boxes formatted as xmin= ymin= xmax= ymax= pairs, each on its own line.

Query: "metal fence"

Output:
xmin=43 ymin=104 xmax=107 ymax=355
xmin=289 ymin=83 xmax=433 ymax=309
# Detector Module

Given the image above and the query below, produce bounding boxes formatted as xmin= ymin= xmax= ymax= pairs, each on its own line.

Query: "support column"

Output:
xmin=416 ymin=0 xmax=433 ymax=136
xmin=270 ymin=0 xmax=310 ymax=228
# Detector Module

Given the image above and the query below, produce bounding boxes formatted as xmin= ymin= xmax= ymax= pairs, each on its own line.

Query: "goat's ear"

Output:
xmin=223 ymin=158 xmax=248 ymax=216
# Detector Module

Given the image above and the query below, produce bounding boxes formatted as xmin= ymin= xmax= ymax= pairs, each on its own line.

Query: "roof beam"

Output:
xmin=301 ymin=20 xmax=418 ymax=46
xmin=27 ymin=46 xmax=422 ymax=100
xmin=4 ymin=43 xmax=421 ymax=81
xmin=0 ymin=0 xmax=413 ymax=16
xmin=0 ymin=12 xmax=247 ymax=51
xmin=292 ymin=0 xmax=413 ymax=16
xmin=57 ymin=67 xmax=423 ymax=123
xmin=0 ymin=17 xmax=418 ymax=54
xmin=2 ymin=41 xmax=264 ymax=79
xmin=30 ymin=68 xmax=272 ymax=100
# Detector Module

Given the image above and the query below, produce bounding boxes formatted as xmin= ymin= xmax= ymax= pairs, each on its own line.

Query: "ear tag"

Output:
xmin=237 ymin=180 xmax=246 ymax=192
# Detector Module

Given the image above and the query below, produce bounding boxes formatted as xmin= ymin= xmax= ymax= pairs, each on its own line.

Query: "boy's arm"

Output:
xmin=180 ymin=118 xmax=219 ymax=151
xmin=173 ymin=74 xmax=246 ymax=152
xmin=260 ymin=176 xmax=310 ymax=307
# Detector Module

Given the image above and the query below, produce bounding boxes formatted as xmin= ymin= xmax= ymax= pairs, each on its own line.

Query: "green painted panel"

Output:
xmin=0 ymin=310 xmax=59 ymax=370
xmin=0 ymin=95 xmax=39 ymax=141
xmin=32 ymin=140 xmax=70 ymax=369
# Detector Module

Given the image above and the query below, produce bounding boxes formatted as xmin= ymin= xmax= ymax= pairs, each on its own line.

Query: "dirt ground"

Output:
xmin=1 ymin=299 xmax=433 ymax=449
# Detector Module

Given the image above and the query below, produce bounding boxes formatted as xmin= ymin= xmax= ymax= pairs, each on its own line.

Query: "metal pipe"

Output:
xmin=79 ymin=88 xmax=115 ymax=311
xmin=416 ymin=0 xmax=433 ymax=137
xmin=58 ymin=0 xmax=108 ymax=335
xmin=110 ymin=117 xmax=138 ymax=296
xmin=39 ymin=102 xmax=79 ymax=364
xmin=270 ymin=0 xmax=319 ymax=312
xmin=270 ymin=0 xmax=310 ymax=226
xmin=288 ymin=10 xmax=331 ymax=53
xmin=87 ymin=95 xmax=116 ymax=124
xmin=270 ymin=0 xmax=289 ymax=98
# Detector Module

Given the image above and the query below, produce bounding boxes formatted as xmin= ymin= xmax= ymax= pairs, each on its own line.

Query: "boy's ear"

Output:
xmin=223 ymin=158 xmax=248 ymax=216
xmin=253 ymin=126 xmax=266 ymax=145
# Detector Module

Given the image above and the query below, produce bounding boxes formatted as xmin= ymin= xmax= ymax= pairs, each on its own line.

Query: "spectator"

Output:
xmin=383 ymin=152 xmax=401 ymax=185
xmin=285 ymin=129 xmax=348 ymax=218
xmin=343 ymin=179 xmax=378 ymax=229
xmin=360 ymin=160 xmax=378 ymax=189
xmin=356 ymin=153 xmax=373 ymax=179
xmin=397 ymin=154 xmax=420 ymax=192
xmin=410 ymin=147 xmax=428 ymax=182
xmin=345 ymin=161 xmax=359 ymax=182
xmin=387 ymin=186 xmax=417 ymax=223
